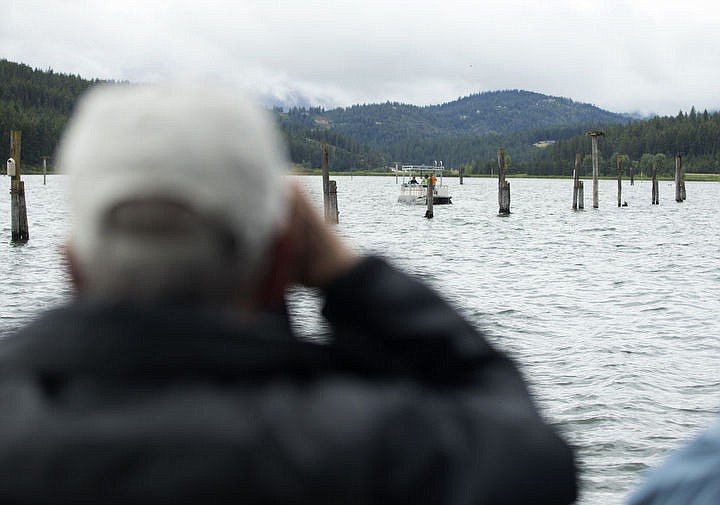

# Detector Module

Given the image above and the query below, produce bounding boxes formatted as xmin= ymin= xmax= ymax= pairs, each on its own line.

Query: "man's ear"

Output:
xmin=62 ymin=243 xmax=83 ymax=292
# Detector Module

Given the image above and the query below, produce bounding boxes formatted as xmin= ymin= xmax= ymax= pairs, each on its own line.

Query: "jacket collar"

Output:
xmin=0 ymin=300 xmax=340 ymax=379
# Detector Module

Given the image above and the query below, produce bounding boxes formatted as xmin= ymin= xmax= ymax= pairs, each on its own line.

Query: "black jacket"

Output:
xmin=0 ymin=257 xmax=576 ymax=504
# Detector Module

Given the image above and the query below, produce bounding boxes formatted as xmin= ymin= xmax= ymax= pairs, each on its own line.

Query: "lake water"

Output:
xmin=2 ymin=174 xmax=719 ymax=505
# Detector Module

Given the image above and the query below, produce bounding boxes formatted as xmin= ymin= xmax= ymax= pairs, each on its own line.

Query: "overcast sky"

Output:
xmin=5 ymin=0 xmax=720 ymax=116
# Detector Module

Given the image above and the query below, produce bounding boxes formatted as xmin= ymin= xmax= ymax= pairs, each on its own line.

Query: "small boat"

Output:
xmin=397 ymin=164 xmax=452 ymax=205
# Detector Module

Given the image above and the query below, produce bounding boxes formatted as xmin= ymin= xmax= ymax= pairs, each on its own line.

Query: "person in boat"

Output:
xmin=430 ymin=173 xmax=437 ymax=188
xmin=0 ymin=83 xmax=577 ymax=505
xmin=421 ymin=174 xmax=429 ymax=186
xmin=409 ymin=176 xmax=418 ymax=184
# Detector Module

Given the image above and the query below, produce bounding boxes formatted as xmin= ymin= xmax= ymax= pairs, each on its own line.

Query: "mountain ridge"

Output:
xmin=13 ymin=58 xmax=709 ymax=175
xmin=312 ymin=89 xmax=631 ymax=149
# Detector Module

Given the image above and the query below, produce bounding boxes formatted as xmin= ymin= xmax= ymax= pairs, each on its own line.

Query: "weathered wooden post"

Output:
xmin=651 ymin=161 xmax=659 ymax=205
xmin=9 ymin=130 xmax=29 ymax=242
xmin=321 ymin=144 xmax=329 ymax=201
xmin=680 ymin=155 xmax=686 ymax=201
xmin=321 ymin=144 xmax=339 ymax=223
xmin=572 ymin=153 xmax=581 ymax=210
xmin=681 ymin=178 xmax=686 ymax=201
xmin=497 ymin=148 xmax=510 ymax=214
xmin=617 ymin=157 xmax=623 ymax=207
xmin=674 ymin=154 xmax=686 ymax=202
xmin=459 ymin=166 xmax=464 ymax=185
xmin=586 ymin=130 xmax=604 ymax=208
xmin=674 ymin=154 xmax=681 ymax=202
xmin=41 ymin=156 xmax=49 ymax=185
xmin=327 ymin=180 xmax=339 ymax=223
xmin=578 ymin=181 xmax=584 ymax=209
xmin=630 ymin=163 xmax=635 ymax=186
xmin=424 ymin=178 xmax=434 ymax=219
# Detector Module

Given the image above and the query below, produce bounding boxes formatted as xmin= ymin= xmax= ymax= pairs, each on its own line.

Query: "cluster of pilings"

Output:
xmin=572 ymin=131 xmax=687 ymax=210
xmin=384 ymin=135 xmax=689 ymax=220
xmin=5 ymin=131 xmax=695 ymax=245
xmin=5 ymin=133 xmax=342 ymax=246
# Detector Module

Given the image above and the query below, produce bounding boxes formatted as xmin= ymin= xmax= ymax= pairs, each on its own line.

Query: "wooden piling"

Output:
xmin=572 ymin=153 xmax=581 ymax=210
xmin=674 ymin=155 xmax=681 ymax=202
xmin=327 ymin=180 xmax=339 ymax=223
xmin=592 ymin=136 xmax=599 ymax=208
xmin=586 ymin=130 xmax=604 ymax=208
xmin=9 ymin=130 xmax=29 ymax=242
xmin=674 ymin=154 xmax=686 ymax=202
xmin=321 ymin=144 xmax=339 ymax=223
xmin=41 ymin=156 xmax=49 ymax=185
xmin=459 ymin=166 xmax=464 ymax=185
xmin=680 ymin=156 xmax=686 ymax=201
xmin=578 ymin=181 xmax=584 ymax=209
xmin=617 ymin=157 xmax=623 ymax=207
xmin=497 ymin=148 xmax=510 ymax=214
xmin=424 ymin=180 xmax=434 ymax=218
xmin=321 ymin=144 xmax=329 ymax=200
xmin=651 ymin=161 xmax=659 ymax=205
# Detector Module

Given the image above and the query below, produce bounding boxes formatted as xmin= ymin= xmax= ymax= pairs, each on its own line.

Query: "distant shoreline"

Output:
xmin=289 ymin=168 xmax=720 ymax=182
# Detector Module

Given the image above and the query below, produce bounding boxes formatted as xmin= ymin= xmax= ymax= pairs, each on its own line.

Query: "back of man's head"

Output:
xmin=58 ymin=83 xmax=289 ymax=305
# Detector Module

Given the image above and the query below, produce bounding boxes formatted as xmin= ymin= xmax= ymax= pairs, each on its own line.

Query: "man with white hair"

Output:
xmin=0 ymin=83 xmax=576 ymax=504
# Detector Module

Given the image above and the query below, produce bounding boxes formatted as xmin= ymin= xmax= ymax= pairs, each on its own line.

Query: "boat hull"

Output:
xmin=398 ymin=184 xmax=452 ymax=205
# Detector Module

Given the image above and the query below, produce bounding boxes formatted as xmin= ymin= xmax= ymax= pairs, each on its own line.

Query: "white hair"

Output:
xmin=57 ymin=83 xmax=290 ymax=303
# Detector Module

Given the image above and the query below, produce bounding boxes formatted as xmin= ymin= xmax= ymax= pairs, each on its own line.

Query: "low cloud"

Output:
xmin=5 ymin=0 xmax=719 ymax=116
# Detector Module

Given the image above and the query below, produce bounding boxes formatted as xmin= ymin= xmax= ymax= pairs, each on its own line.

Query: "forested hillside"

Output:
xmin=381 ymin=121 xmax=611 ymax=175
xmin=0 ymin=59 xmax=102 ymax=167
xmin=277 ymin=90 xmax=631 ymax=171
xmin=284 ymin=94 xmax=720 ymax=175
xmin=0 ymin=59 xmax=376 ymax=171
xmin=2 ymin=58 xmax=719 ymax=175
xmin=277 ymin=111 xmax=385 ymax=170
xmin=321 ymin=90 xmax=629 ymax=148
xmin=550 ymin=108 xmax=720 ymax=176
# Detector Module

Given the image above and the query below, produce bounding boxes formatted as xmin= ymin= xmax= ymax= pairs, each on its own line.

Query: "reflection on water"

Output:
xmin=2 ymin=174 xmax=720 ymax=505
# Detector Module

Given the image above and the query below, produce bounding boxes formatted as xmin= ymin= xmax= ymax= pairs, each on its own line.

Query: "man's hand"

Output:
xmin=285 ymin=184 xmax=358 ymax=289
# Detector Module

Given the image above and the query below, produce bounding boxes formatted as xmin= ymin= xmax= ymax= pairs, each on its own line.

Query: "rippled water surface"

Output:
xmin=2 ymin=174 xmax=719 ymax=504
